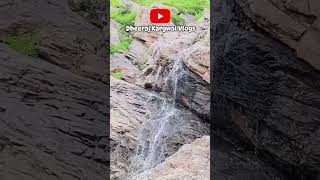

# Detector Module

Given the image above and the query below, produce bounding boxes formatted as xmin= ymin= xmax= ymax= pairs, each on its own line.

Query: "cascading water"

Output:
xmin=127 ymin=53 xmax=197 ymax=179
xmin=128 ymin=94 xmax=179 ymax=178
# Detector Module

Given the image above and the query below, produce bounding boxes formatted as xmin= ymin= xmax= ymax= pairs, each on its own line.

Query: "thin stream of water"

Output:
xmin=128 ymin=54 xmax=187 ymax=179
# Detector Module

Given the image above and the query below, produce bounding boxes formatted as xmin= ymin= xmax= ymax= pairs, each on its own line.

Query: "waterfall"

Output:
xmin=164 ymin=53 xmax=185 ymax=100
xmin=127 ymin=53 xmax=190 ymax=179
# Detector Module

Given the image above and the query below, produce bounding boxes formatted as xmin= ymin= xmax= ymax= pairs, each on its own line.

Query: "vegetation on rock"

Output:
xmin=171 ymin=13 xmax=185 ymax=25
xmin=5 ymin=32 xmax=39 ymax=57
xmin=110 ymin=0 xmax=136 ymax=54
xmin=111 ymin=36 xmax=131 ymax=54
xmin=133 ymin=0 xmax=209 ymax=20
xmin=112 ymin=70 xmax=124 ymax=80
xmin=111 ymin=8 xmax=136 ymax=26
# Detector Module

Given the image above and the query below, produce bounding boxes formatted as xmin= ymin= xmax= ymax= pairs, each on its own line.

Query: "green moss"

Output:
xmin=111 ymin=71 xmax=124 ymax=80
xmin=171 ymin=14 xmax=185 ymax=26
xmin=5 ymin=33 xmax=39 ymax=57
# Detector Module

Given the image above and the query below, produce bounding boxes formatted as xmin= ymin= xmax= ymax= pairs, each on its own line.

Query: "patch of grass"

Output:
xmin=111 ymin=7 xmax=137 ymax=26
xmin=111 ymin=26 xmax=133 ymax=54
xmin=5 ymin=33 xmax=39 ymax=57
xmin=132 ymin=0 xmax=209 ymax=19
xmin=171 ymin=14 xmax=185 ymax=26
xmin=111 ymin=71 xmax=124 ymax=80
xmin=195 ymin=12 xmax=204 ymax=21
xmin=110 ymin=0 xmax=124 ymax=8
xmin=163 ymin=0 xmax=209 ymax=17
xmin=132 ymin=0 xmax=155 ymax=7
xmin=111 ymin=38 xmax=131 ymax=54
xmin=109 ymin=1 xmax=137 ymax=55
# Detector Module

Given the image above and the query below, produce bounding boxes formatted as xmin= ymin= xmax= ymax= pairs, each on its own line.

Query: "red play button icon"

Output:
xmin=150 ymin=9 xmax=170 ymax=23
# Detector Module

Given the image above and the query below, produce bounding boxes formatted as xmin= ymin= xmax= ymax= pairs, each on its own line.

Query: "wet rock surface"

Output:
xmin=134 ymin=136 xmax=210 ymax=180
xmin=212 ymin=0 xmax=320 ymax=179
xmin=110 ymin=78 xmax=209 ymax=179
xmin=164 ymin=61 xmax=210 ymax=121
xmin=142 ymin=14 xmax=210 ymax=120
xmin=0 ymin=45 xmax=108 ymax=180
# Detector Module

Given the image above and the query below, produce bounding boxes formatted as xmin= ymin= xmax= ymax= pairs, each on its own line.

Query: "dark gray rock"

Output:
xmin=69 ymin=0 xmax=107 ymax=27
xmin=0 ymin=0 xmax=107 ymax=82
xmin=212 ymin=133 xmax=290 ymax=180
xmin=162 ymin=59 xmax=210 ymax=121
xmin=0 ymin=44 xmax=108 ymax=180
xmin=212 ymin=0 xmax=320 ymax=179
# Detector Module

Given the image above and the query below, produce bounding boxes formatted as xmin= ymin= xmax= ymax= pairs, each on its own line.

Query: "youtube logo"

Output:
xmin=150 ymin=9 xmax=170 ymax=24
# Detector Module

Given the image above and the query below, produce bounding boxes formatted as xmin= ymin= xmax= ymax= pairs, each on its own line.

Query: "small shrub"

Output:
xmin=5 ymin=33 xmax=39 ymax=57
xmin=171 ymin=14 xmax=185 ymax=26
xmin=112 ymin=71 xmax=124 ymax=80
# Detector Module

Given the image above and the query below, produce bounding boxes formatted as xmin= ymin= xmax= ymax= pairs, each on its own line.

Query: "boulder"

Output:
xmin=110 ymin=53 xmax=142 ymax=83
xmin=133 ymin=8 xmax=159 ymax=46
xmin=110 ymin=78 xmax=151 ymax=179
xmin=183 ymin=45 xmax=210 ymax=83
xmin=133 ymin=136 xmax=210 ymax=180
xmin=122 ymin=0 xmax=142 ymax=13
xmin=127 ymin=39 xmax=151 ymax=70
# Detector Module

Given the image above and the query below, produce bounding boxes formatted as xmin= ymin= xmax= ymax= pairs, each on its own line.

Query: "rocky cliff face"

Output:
xmin=0 ymin=0 xmax=107 ymax=82
xmin=0 ymin=0 xmax=108 ymax=179
xmin=212 ymin=0 xmax=320 ymax=179
xmin=0 ymin=45 xmax=108 ymax=180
